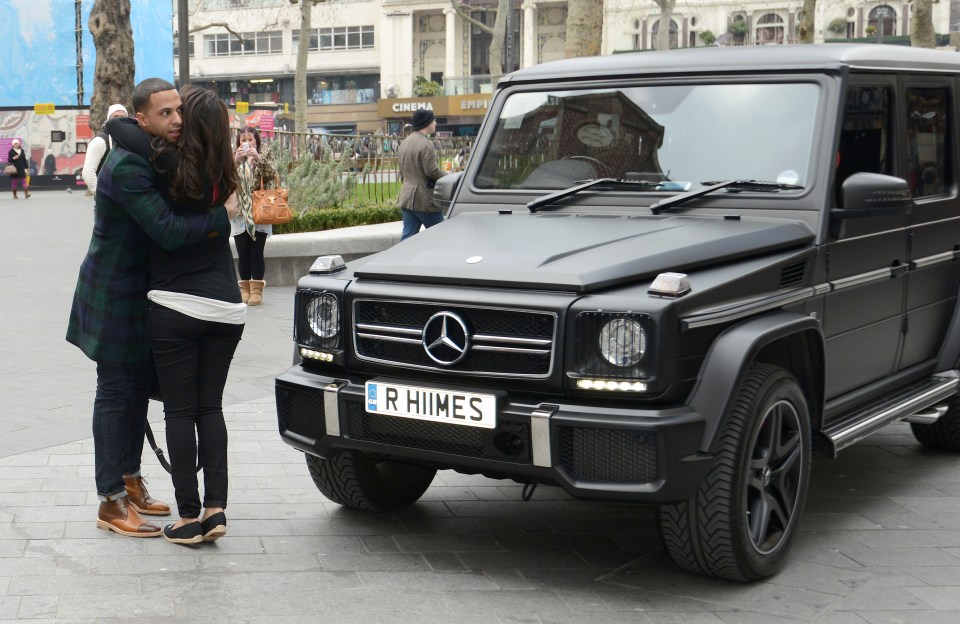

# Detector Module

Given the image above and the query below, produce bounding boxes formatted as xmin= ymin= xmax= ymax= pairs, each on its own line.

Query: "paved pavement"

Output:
xmin=2 ymin=191 xmax=960 ymax=622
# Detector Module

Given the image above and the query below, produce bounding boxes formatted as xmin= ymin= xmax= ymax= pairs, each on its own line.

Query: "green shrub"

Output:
xmin=827 ymin=18 xmax=847 ymax=35
xmin=274 ymin=202 xmax=401 ymax=234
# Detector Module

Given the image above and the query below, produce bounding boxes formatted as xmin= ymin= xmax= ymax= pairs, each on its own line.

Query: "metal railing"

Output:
xmin=268 ymin=130 xmax=475 ymax=206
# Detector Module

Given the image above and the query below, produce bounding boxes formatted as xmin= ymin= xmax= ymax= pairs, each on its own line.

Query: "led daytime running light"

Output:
xmin=300 ymin=348 xmax=334 ymax=362
xmin=576 ymin=379 xmax=647 ymax=392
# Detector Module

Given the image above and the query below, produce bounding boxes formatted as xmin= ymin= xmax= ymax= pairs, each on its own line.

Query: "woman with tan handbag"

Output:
xmin=7 ymin=139 xmax=30 ymax=199
xmin=230 ymin=126 xmax=277 ymax=306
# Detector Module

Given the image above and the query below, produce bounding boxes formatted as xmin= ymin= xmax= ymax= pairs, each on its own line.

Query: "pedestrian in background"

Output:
xmin=397 ymin=109 xmax=445 ymax=240
xmin=81 ymin=103 xmax=129 ymax=195
xmin=231 ymin=126 xmax=277 ymax=306
xmin=7 ymin=138 xmax=29 ymax=199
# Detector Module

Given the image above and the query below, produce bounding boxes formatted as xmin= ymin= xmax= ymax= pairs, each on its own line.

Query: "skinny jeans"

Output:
xmin=233 ymin=233 xmax=267 ymax=280
xmin=148 ymin=304 xmax=244 ymax=518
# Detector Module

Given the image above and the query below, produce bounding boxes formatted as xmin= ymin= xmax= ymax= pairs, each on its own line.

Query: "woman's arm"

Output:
xmin=82 ymin=136 xmax=107 ymax=193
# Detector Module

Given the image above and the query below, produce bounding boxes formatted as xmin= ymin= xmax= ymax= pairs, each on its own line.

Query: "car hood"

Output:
xmin=354 ymin=212 xmax=814 ymax=293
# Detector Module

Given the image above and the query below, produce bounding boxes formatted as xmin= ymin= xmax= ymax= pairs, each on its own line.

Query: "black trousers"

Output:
xmin=148 ymin=304 xmax=244 ymax=518
xmin=234 ymin=233 xmax=267 ymax=280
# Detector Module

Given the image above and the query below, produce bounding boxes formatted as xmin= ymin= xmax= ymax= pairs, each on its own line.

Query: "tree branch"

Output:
xmin=450 ymin=1 xmax=496 ymax=35
xmin=186 ymin=19 xmax=281 ymax=42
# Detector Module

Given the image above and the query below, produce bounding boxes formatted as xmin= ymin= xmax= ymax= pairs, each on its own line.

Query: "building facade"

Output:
xmin=604 ymin=2 xmax=954 ymax=50
xmin=175 ymin=1 xmax=956 ymax=135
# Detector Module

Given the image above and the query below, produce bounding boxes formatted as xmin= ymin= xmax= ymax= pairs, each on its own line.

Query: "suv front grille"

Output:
xmin=353 ymin=299 xmax=556 ymax=377
xmin=344 ymin=402 xmax=531 ymax=463
xmin=277 ymin=385 xmax=325 ymax=443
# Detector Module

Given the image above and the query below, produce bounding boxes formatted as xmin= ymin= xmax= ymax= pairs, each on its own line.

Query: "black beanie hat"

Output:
xmin=411 ymin=108 xmax=436 ymax=130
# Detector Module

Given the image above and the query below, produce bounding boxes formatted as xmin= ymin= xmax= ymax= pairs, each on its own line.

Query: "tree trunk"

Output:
xmin=89 ymin=0 xmax=135 ymax=132
xmin=295 ymin=0 xmax=311 ymax=134
xmin=654 ymin=0 xmax=676 ymax=50
xmin=797 ymin=0 xmax=817 ymax=43
xmin=450 ymin=0 xmax=509 ymax=85
xmin=911 ymin=0 xmax=936 ymax=48
xmin=565 ymin=0 xmax=603 ymax=58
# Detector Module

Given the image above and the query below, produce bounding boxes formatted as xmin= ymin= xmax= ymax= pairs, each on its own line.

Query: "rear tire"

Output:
xmin=658 ymin=364 xmax=811 ymax=581
xmin=305 ymin=450 xmax=437 ymax=512
xmin=910 ymin=397 xmax=960 ymax=451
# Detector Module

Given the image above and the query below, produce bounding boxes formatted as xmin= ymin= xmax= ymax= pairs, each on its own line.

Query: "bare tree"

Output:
xmin=653 ymin=0 xmax=676 ymax=50
xmin=450 ymin=0 xmax=510 ymax=85
xmin=911 ymin=0 xmax=936 ymax=48
xmin=797 ymin=0 xmax=817 ymax=43
xmin=89 ymin=0 xmax=135 ymax=132
xmin=565 ymin=0 xmax=603 ymax=57
xmin=287 ymin=1 xmax=329 ymax=134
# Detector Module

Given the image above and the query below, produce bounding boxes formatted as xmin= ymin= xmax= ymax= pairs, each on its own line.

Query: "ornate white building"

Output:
xmin=174 ymin=1 xmax=956 ymax=133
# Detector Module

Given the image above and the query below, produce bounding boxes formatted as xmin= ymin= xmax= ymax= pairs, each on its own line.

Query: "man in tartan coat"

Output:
xmin=67 ymin=79 xmax=237 ymax=537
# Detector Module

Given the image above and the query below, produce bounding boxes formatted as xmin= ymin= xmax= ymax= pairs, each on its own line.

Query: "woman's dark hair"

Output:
xmin=156 ymin=84 xmax=238 ymax=206
xmin=237 ymin=126 xmax=262 ymax=151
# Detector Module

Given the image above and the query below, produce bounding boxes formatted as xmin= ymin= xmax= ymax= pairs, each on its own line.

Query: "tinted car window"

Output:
xmin=475 ymin=83 xmax=821 ymax=191
xmin=906 ymin=87 xmax=950 ymax=198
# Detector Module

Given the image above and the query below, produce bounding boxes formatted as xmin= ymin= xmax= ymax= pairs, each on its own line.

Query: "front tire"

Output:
xmin=305 ymin=450 xmax=437 ymax=512
xmin=658 ymin=364 xmax=811 ymax=581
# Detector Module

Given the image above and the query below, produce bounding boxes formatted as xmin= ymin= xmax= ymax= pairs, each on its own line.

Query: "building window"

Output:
xmin=203 ymin=31 xmax=282 ymax=57
xmin=173 ymin=35 xmax=194 ymax=58
xmin=755 ymin=13 xmax=784 ymax=45
xmin=295 ymin=26 xmax=375 ymax=51
xmin=867 ymin=6 xmax=897 ymax=38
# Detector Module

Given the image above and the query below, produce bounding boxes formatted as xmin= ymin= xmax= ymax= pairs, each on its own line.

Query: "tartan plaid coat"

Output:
xmin=66 ymin=145 xmax=230 ymax=367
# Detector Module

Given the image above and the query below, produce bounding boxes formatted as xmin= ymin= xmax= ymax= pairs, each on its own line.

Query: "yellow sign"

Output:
xmin=236 ymin=101 xmax=250 ymax=113
xmin=284 ymin=102 xmax=289 ymax=114
xmin=34 ymin=103 xmax=55 ymax=115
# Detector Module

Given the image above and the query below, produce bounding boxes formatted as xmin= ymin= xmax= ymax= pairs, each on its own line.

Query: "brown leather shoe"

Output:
xmin=124 ymin=476 xmax=171 ymax=516
xmin=96 ymin=498 xmax=162 ymax=537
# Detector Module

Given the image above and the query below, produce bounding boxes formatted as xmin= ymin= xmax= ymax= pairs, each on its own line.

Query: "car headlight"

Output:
xmin=570 ymin=312 xmax=653 ymax=386
xmin=598 ymin=317 xmax=646 ymax=366
xmin=296 ymin=290 xmax=342 ymax=351
xmin=306 ymin=293 xmax=339 ymax=339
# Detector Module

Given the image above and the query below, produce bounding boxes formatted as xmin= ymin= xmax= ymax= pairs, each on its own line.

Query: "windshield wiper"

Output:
xmin=649 ymin=179 xmax=804 ymax=215
xmin=527 ymin=178 xmax=667 ymax=213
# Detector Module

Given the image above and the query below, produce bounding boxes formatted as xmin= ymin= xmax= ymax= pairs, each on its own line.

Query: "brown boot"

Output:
xmin=96 ymin=498 xmax=162 ymax=537
xmin=12 ymin=189 xmax=17 ymax=199
xmin=24 ymin=188 xmax=29 ymax=198
xmin=124 ymin=476 xmax=171 ymax=516
xmin=248 ymin=280 xmax=265 ymax=306
xmin=238 ymin=280 xmax=251 ymax=304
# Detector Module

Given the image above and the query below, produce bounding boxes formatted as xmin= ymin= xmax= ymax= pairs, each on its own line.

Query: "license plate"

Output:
xmin=365 ymin=381 xmax=496 ymax=429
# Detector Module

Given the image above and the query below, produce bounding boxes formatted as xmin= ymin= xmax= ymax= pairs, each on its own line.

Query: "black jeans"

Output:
xmin=148 ymin=304 xmax=244 ymax=518
xmin=234 ymin=233 xmax=267 ymax=280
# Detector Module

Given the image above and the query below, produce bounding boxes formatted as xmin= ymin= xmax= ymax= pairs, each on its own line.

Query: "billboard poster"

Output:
xmin=0 ymin=0 xmax=173 ymax=107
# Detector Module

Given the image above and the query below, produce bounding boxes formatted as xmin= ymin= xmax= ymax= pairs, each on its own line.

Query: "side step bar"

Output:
xmin=821 ymin=373 xmax=958 ymax=456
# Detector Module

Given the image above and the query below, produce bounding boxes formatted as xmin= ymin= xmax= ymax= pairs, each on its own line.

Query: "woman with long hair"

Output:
xmin=231 ymin=126 xmax=277 ymax=306
xmin=107 ymin=84 xmax=244 ymax=545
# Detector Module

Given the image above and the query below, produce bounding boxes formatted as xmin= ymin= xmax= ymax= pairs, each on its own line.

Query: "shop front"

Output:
xmin=378 ymin=94 xmax=492 ymax=136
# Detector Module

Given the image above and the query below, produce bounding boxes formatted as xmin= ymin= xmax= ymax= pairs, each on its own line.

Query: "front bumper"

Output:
xmin=276 ymin=365 xmax=713 ymax=504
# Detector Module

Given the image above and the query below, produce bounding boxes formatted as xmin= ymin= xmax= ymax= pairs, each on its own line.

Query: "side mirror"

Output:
xmin=433 ymin=171 xmax=463 ymax=215
xmin=835 ymin=172 xmax=913 ymax=219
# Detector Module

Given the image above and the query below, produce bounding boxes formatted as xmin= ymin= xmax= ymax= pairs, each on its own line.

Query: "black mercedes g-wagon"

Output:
xmin=276 ymin=45 xmax=960 ymax=581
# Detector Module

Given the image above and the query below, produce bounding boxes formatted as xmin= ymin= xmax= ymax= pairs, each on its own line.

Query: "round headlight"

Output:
xmin=598 ymin=318 xmax=646 ymax=367
xmin=306 ymin=294 xmax=339 ymax=339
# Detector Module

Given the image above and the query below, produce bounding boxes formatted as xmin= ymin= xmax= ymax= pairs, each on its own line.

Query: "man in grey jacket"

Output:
xmin=397 ymin=108 xmax=445 ymax=240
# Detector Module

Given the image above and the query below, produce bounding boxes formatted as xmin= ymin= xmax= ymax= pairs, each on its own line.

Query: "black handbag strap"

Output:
xmin=144 ymin=420 xmax=201 ymax=474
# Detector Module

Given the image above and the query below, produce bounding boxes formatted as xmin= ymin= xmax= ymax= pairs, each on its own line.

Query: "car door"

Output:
xmin=822 ymin=78 xmax=909 ymax=399
xmin=899 ymin=77 xmax=960 ymax=370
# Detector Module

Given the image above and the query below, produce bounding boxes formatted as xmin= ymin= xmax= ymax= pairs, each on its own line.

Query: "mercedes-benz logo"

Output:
xmin=422 ymin=311 xmax=471 ymax=366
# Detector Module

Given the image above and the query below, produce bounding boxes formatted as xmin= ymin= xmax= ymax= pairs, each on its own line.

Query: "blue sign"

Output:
xmin=0 ymin=0 xmax=173 ymax=107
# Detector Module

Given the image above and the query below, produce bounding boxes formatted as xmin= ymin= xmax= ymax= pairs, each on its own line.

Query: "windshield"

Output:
xmin=474 ymin=82 xmax=821 ymax=191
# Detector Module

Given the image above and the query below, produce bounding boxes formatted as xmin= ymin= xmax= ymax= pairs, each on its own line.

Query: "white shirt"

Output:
xmin=81 ymin=135 xmax=108 ymax=194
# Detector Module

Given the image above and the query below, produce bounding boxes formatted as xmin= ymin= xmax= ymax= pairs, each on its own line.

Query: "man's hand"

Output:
xmin=224 ymin=192 xmax=239 ymax=220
